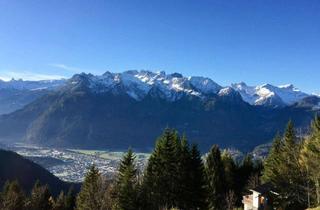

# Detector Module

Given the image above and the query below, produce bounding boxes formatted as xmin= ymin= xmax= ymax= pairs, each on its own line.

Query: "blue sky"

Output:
xmin=0 ymin=0 xmax=319 ymax=93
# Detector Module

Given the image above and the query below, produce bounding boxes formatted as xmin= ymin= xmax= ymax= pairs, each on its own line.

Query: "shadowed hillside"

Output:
xmin=0 ymin=149 xmax=79 ymax=195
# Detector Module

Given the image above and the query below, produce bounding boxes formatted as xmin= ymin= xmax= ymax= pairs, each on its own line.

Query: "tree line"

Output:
xmin=0 ymin=180 xmax=76 ymax=210
xmin=75 ymin=129 xmax=263 ymax=210
xmin=0 ymin=129 xmax=261 ymax=210
xmin=1 ymin=115 xmax=319 ymax=210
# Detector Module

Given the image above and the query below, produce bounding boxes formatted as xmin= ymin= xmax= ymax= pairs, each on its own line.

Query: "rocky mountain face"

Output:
xmin=0 ymin=70 xmax=318 ymax=152
xmin=67 ymin=70 xmax=222 ymax=101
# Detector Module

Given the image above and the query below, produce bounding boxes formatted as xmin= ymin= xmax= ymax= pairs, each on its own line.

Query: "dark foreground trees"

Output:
xmin=142 ymin=129 xmax=208 ymax=210
xmin=263 ymin=117 xmax=320 ymax=210
xmin=0 ymin=180 xmax=75 ymax=210
xmin=205 ymin=145 xmax=225 ymax=210
xmin=0 ymin=128 xmax=262 ymax=210
xmin=113 ymin=149 xmax=139 ymax=210
xmin=101 ymin=129 xmax=259 ymax=210
xmin=0 ymin=180 xmax=26 ymax=210
xmin=301 ymin=115 xmax=320 ymax=207
xmin=263 ymin=121 xmax=307 ymax=209
xmin=76 ymin=165 xmax=112 ymax=210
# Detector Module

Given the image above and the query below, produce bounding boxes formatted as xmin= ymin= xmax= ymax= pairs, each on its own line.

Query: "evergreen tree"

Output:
xmin=231 ymin=154 xmax=252 ymax=206
xmin=101 ymin=183 xmax=114 ymax=210
xmin=65 ymin=186 xmax=76 ymax=210
xmin=1 ymin=180 xmax=26 ymax=210
xmin=188 ymin=144 xmax=208 ymax=210
xmin=175 ymin=138 xmax=208 ymax=210
xmin=240 ymin=154 xmax=255 ymax=183
xmin=52 ymin=191 xmax=68 ymax=210
xmin=262 ymin=134 xmax=282 ymax=184
xmin=175 ymin=136 xmax=192 ymax=209
xmin=142 ymin=129 xmax=181 ymax=209
xmin=143 ymin=130 xmax=207 ymax=210
xmin=280 ymin=121 xmax=307 ymax=209
xmin=221 ymin=150 xmax=236 ymax=191
xmin=221 ymin=150 xmax=242 ymax=206
xmin=29 ymin=181 xmax=52 ymax=210
xmin=263 ymin=121 xmax=308 ymax=209
xmin=114 ymin=149 xmax=138 ymax=210
xmin=76 ymin=165 xmax=103 ymax=210
xmin=205 ymin=145 xmax=226 ymax=210
xmin=300 ymin=115 xmax=320 ymax=206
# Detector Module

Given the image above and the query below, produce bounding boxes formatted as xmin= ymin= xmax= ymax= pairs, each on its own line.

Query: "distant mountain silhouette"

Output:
xmin=0 ymin=79 xmax=65 ymax=115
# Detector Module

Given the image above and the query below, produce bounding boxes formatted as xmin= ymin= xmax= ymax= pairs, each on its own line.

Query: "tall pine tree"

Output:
xmin=262 ymin=133 xmax=282 ymax=184
xmin=142 ymin=129 xmax=181 ymax=209
xmin=113 ymin=148 xmax=139 ymax=210
xmin=300 ymin=115 xmax=320 ymax=206
xmin=65 ymin=186 xmax=76 ymax=210
xmin=221 ymin=150 xmax=236 ymax=192
xmin=175 ymin=138 xmax=208 ymax=210
xmin=280 ymin=121 xmax=307 ymax=209
xmin=29 ymin=181 xmax=52 ymax=210
xmin=52 ymin=191 xmax=68 ymax=210
xmin=176 ymin=136 xmax=192 ymax=209
xmin=143 ymin=129 xmax=207 ymax=210
xmin=205 ymin=145 xmax=226 ymax=210
xmin=263 ymin=121 xmax=308 ymax=209
xmin=188 ymin=144 xmax=208 ymax=210
xmin=76 ymin=165 xmax=103 ymax=210
xmin=221 ymin=150 xmax=241 ymax=206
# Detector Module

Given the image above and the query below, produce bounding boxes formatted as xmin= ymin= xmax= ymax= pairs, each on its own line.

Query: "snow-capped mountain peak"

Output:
xmin=231 ymin=82 xmax=310 ymax=107
xmin=0 ymin=70 xmax=317 ymax=107
xmin=189 ymin=76 xmax=221 ymax=94
xmin=69 ymin=70 xmax=222 ymax=101
xmin=67 ymin=71 xmax=317 ymax=105
xmin=278 ymin=84 xmax=295 ymax=89
xmin=218 ymin=87 xmax=234 ymax=96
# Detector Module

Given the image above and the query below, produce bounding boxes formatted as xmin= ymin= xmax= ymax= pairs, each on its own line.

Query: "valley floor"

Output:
xmin=0 ymin=143 xmax=149 ymax=182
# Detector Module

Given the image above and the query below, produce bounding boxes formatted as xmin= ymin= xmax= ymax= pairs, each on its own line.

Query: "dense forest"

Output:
xmin=1 ymin=116 xmax=319 ymax=210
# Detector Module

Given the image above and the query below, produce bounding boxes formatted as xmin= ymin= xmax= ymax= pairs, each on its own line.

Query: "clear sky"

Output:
xmin=0 ymin=0 xmax=319 ymax=93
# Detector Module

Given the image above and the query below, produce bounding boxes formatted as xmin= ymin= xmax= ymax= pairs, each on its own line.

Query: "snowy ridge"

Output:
xmin=0 ymin=70 xmax=317 ymax=106
xmin=218 ymin=87 xmax=234 ymax=96
xmin=70 ymin=70 xmax=222 ymax=101
xmin=231 ymin=82 xmax=310 ymax=107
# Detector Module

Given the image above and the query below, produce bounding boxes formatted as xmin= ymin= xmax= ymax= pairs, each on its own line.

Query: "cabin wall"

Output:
xmin=252 ymin=191 xmax=260 ymax=208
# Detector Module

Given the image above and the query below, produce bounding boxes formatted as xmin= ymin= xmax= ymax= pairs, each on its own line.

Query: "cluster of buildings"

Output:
xmin=6 ymin=144 xmax=148 ymax=182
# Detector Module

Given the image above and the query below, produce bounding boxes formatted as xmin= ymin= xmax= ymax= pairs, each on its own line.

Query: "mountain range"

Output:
xmin=0 ymin=70 xmax=318 ymax=151
xmin=0 ymin=71 xmax=319 ymax=111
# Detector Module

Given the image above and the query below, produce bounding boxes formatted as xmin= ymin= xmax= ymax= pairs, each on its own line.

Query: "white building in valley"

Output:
xmin=242 ymin=183 xmax=276 ymax=210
